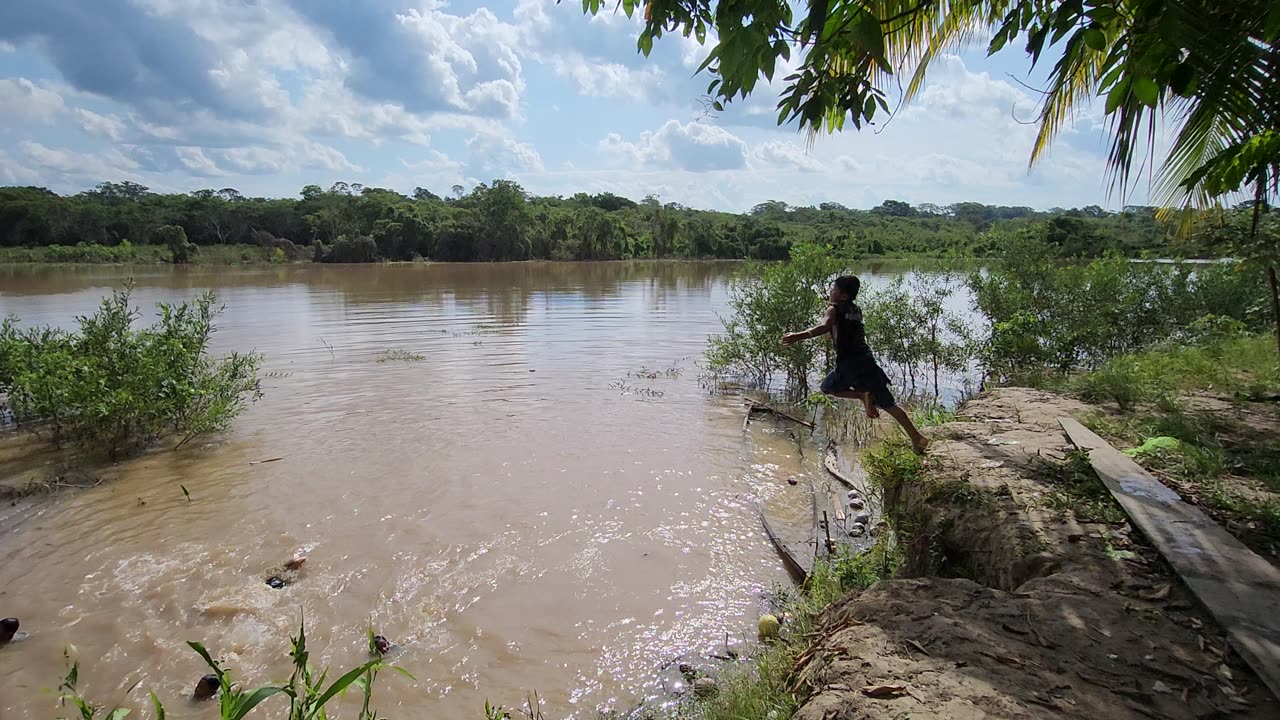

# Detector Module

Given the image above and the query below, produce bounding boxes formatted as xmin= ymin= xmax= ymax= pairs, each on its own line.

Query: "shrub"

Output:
xmin=153 ymin=224 xmax=197 ymax=264
xmin=706 ymin=241 xmax=845 ymax=396
xmin=321 ymin=235 xmax=379 ymax=263
xmin=1071 ymin=357 xmax=1166 ymax=411
xmin=0 ymin=286 xmax=262 ymax=458
xmin=970 ymin=235 xmax=1269 ymax=380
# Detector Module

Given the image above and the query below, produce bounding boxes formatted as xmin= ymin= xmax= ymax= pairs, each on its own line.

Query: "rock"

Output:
xmin=193 ymin=674 xmax=220 ymax=701
xmin=693 ymin=678 xmax=718 ymax=698
xmin=678 ymin=662 xmax=697 ymax=681
xmin=283 ymin=556 xmax=307 ymax=571
xmin=0 ymin=618 xmax=18 ymax=643
xmin=373 ymin=635 xmax=391 ymax=656
xmin=266 ymin=576 xmax=286 ymax=589
xmin=787 ymin=476 xmax=799 ymax=486
xmin=853 ymin=513 xmax=871 ymax=526
xmin=848 ymin=498 xmax=865 ymax=511
xmin=849 ymin=523 xmax=867 ymax=537
xmin=758 ymin=614 xmax=781 ymax=640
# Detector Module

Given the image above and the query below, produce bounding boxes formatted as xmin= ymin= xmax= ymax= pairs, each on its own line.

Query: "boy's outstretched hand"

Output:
xmin=781 ymin=332 xmax=804 ymax=346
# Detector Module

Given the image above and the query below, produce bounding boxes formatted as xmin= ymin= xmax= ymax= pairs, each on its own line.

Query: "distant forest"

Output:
xmin=0 ymin=181 xmax=1260 ymax=264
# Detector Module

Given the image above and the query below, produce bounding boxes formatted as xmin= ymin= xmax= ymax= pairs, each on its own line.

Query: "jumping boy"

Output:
xmin=781 ymin=275 xmax=929 ymax=454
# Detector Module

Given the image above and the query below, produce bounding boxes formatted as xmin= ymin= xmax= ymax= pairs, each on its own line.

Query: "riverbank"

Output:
xmin=680 ymin=375 xmax=1280 ymax=720
xmin=0 ymin=243 xmax=289 ymax=264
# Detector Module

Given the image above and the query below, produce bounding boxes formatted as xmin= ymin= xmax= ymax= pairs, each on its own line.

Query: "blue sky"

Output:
xmin=0 ymin=0 xmax=1143 ymax=212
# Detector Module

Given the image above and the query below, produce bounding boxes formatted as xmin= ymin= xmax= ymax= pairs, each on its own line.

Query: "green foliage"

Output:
xmin=585 ymin=0 xmax=1278 ymax=213
xmin=706 ymin=242 xmax=845 ymax=396
xmin=861 ymin=273 xmax=977 ymax=397
xmin=1071 ymin=357 xmax=1167 ymax=411
xmin=972 ymin=234 xmax=1269 ymax=379
xmin=153 ymin=225 xmax=197 ymax=264
xmin=2 ymin=184 xmax=1264 ymax=266
xmin=0 ymin=286 xmax=262 ymax=458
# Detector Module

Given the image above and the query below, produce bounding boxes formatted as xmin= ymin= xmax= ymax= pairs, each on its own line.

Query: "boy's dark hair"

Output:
xmin=833 ymin=275 xmax=861 ymax=300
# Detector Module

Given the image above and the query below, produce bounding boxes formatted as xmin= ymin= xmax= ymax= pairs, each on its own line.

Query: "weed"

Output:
xmin=1032 ymin=449 xmax=1126 ymax=524
xmin=376 ymin=349 xmax=425 ymax=363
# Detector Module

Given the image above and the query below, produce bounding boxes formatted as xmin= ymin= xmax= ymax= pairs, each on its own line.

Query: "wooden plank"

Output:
xmin=1060 ymin=417 xmax=1280 ymax=703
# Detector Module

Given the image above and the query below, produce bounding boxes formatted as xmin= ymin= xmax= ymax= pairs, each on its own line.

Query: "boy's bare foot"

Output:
xmin=912 ymin=436 xmax=930 ymax=455
xmin=863 ymin=403 xmax=880 ymax=419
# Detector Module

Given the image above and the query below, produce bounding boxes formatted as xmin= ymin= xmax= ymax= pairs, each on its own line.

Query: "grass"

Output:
xmin=1031 ymin=449 xmax=1127 ymax=524
xmin=661 ymin=538 xmax=899 ymax=720
xmin=1083 ymin=408 xmax=1280 ymax=548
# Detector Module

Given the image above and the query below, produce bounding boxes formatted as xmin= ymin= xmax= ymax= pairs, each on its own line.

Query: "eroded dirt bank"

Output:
xmin=792 ymin=388 xmax=1278 ymax=719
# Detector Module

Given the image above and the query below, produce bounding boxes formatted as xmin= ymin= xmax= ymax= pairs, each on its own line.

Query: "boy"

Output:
xmin=781 ymin=275 xmax=929 ymax=454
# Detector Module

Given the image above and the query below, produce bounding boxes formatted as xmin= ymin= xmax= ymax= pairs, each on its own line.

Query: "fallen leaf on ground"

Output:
xmin=987 ymin=438 xmax=1020 ymax=446
xmin=860 ymin=684 xmax=908 ymax=699
xmin=1153 ymin=681 xmax=1172 ymax=694
xmin=1138 ymin=584 xmax=1171 ymax=601
xmin=979 ymin=460 xmax=1004 ymax=468
xmin=1217 ymin=664 xmax=1233 ymax=681
xmin=249 ymin=457 xmax=284 ymax=465
xmin=1000 ymin=622 xmax=1029 ymax=635
xmin=906 ymin=639 xmax=929 ymax=656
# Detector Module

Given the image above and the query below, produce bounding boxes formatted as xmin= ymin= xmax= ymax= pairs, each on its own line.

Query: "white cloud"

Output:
xmin=175 ymin=146 xmax=225 ymax=176
xmin=218 ymin=147 xmax=288 ymax=175
xmin=303 ymin=142 xmax=362 ymax=173
xmin=755 ymin=141 xmax=823 ymax=172
xmin=466 ymin=132 xmax=544 ymax=174
xmin=19 ymin=141 xmax=141 ymax=181
xmin=0 ymin=78 xmax=66 ymax=123
xmin=73 ymin=108 xmax=127 ymax=141
xmin=549 ymin=57 xmax=667 ymax=101
xmin=600 ymin=120 xmax=748 ymax=172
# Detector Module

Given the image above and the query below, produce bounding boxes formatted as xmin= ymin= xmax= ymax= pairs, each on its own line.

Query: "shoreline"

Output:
xmin=783 ymin=387 xmax=1279 ymax=718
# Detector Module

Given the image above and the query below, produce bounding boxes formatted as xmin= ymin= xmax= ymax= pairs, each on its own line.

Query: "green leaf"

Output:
xmin=1131 ymin=75 xmax=1158 ymax=108
xmin=1104 ymin=77 xmax=1129 ymax=114
xmin=186 ymin=642 xmax=219 ymax=674
xmin=1082 ymin=27 xmax=1105 ymax=52
xmin=312 ymin=661 xmax=381 ymax=711
xmin=106 ymin=709 xmax=131 ymax=720
xmin=149 ymin=691 xmax=166 ymax=720
xmin=231 ymin=687 xmax=285 ymax=720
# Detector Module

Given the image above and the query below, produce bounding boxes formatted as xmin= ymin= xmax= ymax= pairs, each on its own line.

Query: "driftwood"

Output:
xmin=744 ymin=400 xmax=815 ymax=429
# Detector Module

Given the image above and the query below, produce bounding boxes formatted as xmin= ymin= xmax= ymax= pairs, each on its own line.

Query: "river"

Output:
xmin=0 ymin=261 xmax=957 ymax=719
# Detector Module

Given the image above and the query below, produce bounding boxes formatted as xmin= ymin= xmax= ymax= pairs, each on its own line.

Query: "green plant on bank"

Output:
xmin=1083 ymin=408 xmax=1280 ymax=543
xmin=707 ymin=243 xmax=978 ymax=400
xmin=0 ymin=285 xmax=262 ymax=458
xmin=971 ymin=234 xmax=1270 ymax=382
xmin=56 ymin=622 xmax=408 ymax=720
xmin=652 ymin=537 xmax=899 ymax=720
xmin=1032 ymin=449 xmax=1127 ymax=524
xmin=861 ymin=272 xmax=979 ymax=398
xmin=706 ymin=241 xmax=845 ymax=397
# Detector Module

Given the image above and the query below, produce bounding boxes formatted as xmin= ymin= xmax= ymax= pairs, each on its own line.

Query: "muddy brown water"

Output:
xmin=0 ymin=262 xmax=943 ymax=719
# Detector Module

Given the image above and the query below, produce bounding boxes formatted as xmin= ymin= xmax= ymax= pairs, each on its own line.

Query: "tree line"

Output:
xmin=0 ymin=181 xmax=1261 ymax=264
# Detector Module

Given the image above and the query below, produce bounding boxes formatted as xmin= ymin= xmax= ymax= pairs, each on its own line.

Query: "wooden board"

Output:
xmin=1060 ymin=417 xmax=1280 ymax=703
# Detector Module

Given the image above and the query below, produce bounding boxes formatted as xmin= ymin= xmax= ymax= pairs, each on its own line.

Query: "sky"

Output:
xmin=0 ymin=0 xmax=1148 ymax=212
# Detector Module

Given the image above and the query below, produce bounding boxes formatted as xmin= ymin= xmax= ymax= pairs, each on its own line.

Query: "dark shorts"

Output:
xmin=820 ymin=356 xmax=896 ymax=409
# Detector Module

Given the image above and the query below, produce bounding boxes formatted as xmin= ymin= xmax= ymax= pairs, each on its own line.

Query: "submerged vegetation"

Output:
xmin=0 ymin=286 xmax=262 ymax=459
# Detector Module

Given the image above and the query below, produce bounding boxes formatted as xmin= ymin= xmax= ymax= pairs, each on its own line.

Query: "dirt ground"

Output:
xmin=791 ymin=388 xmax=1279 ymax=719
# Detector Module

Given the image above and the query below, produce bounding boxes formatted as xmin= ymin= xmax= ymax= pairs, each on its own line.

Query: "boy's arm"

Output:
xmin=781 ymin=306 xmax=835 ymax=346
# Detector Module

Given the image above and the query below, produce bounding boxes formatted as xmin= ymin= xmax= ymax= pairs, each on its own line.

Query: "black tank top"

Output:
xmin=832 ymin=301 xmax=870 ymax=361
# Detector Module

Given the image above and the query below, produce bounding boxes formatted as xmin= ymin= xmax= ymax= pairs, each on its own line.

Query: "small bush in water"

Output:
xmin=0 ymin=285 xmax=262 ymax=458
